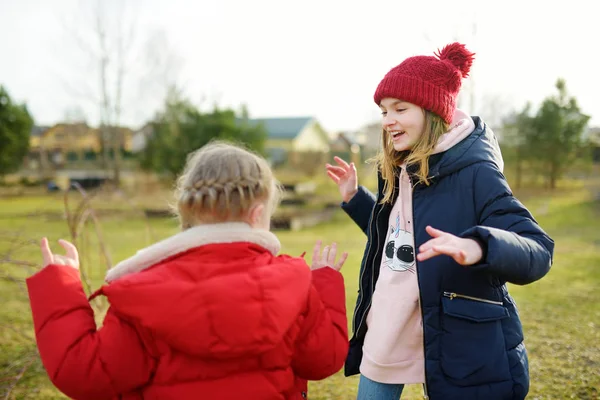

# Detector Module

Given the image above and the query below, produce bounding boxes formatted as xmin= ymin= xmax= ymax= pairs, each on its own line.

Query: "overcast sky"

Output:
xmin=1 ymin=0 xmax=597 ymax=133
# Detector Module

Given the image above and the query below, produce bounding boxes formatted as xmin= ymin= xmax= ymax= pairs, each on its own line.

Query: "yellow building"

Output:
xmin=26 ymin=123 xmax=134 ymax=170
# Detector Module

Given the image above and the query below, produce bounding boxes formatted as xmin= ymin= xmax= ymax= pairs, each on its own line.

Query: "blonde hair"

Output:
xmin=372 ymin=110 xmax=449 ymax=204
xmin=174 ymin=141 xmax=281 ymax=229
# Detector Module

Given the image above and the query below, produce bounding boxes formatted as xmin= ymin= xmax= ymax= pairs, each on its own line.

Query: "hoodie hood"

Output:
xmin=432 ymin=109 xmax=475 ymax=155
xmin=96 ymin=223 xmax=312 ymax=360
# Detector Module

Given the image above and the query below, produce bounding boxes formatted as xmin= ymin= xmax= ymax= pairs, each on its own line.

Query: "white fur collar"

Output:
xmin=105 ymin=223 xmax=281 ymax=283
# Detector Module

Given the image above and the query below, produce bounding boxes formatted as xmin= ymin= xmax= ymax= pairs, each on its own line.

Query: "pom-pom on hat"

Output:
xmin=373 ymin=42 xmax=475 ymax=124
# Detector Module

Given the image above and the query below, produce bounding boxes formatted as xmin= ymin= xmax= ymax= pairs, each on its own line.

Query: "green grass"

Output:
xmin=1 ymin=183 xmax=599 ymax=399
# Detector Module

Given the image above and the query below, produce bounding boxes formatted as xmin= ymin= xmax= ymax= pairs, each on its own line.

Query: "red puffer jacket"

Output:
xmin=27 ymin=223 xmax=348 ymax=399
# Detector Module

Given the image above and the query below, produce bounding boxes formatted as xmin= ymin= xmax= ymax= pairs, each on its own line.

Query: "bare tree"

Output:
xmin=89 ymin=0 xmax=136 ymax=186
xmin=63 ymin=106 xmax=88 ymax=124
xmin=53 ymin=1 xmax=134 ymax=185
xmin=55 ymin=1 xmax=182 ymax=187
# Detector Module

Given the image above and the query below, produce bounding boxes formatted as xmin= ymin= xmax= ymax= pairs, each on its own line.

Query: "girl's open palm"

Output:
xmin=325 ymin=156 xmax=358 ymax=203
xmin=417 ymin=226 xmax=483 ymax=266
xmin=40 ymin=238 xmax=80 ymax=270
xmin=311 ymin=241 xmax=348 ymax=272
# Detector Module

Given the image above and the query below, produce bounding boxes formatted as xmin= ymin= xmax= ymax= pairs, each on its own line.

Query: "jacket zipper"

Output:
xmin=443 ymin=291 xmax=503 ymax=306
xmin=420 ymin=290 xmax=429 ymax=400
xmin=355 ymin=175 xmax=391 ymax=337
xmin=354 ymin=204 xmax=383 ymax=335
xmin=408 ymin=173 xmax=429 ymax=400
xmin=352 ymin=198 xmax=378 ymax=333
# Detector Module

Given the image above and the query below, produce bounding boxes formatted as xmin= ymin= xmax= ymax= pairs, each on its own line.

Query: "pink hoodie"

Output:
xmin=360 ymin=110 xmax=476 ymax=384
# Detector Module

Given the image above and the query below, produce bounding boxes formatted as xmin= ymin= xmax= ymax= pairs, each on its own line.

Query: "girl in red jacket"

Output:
xmin=27 ymin=141 xmax=349 ymax=400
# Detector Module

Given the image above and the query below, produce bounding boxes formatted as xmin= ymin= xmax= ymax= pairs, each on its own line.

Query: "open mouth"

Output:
xmin=390 ymin=131 xmax=406 ymax=139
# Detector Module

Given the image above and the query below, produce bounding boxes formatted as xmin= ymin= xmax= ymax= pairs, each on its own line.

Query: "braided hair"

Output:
xmin=174 ymin=141 xmax=281 ymax=229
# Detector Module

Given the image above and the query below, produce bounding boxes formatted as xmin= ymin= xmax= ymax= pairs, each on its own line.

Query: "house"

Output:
xmin=24 ymin=125 xmax=51 ymax=170
xmin=250 ymin=117 xmax=329 ymax=152
xmin=330 ymin=131 xmax=356 ymax=152
xmin=129 ymin=116 xmax=331 ymax=170
xmin=331 ymin=122 xmax=382 ymax=165
xmin=246 ymin=117 xmax=330 ymax=167
xmin=25 ymin=123 xmax=134 ymax=170
xmin=354 ymin=122 xmax=382 ymax=154
xmin=42 ymin=123 xmax=99 ymax=164
xmin=327 ymin=130 xmax=364 ymax=168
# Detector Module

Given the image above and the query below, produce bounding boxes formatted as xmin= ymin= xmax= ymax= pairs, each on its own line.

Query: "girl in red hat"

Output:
xmin=28 ymin=141 xmax=349 ymax=400
xmin=326 ymin=43 xmax=554 ymax=400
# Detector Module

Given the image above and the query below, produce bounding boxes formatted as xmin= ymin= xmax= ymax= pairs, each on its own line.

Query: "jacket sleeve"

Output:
xmin=291 ymin=267 xmax=348 ymax=380
xmin=341 ymin=185 xmax=377 ymax=235
xmin=460 ymin=162 xmax=554 ymax=285
xmin=27 ymin=264 xmax=156 ymax=400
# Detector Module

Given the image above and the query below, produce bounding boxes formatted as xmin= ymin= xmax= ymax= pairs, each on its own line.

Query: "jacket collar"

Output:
xmin=105 ymin=222 xmax=281 ymax=282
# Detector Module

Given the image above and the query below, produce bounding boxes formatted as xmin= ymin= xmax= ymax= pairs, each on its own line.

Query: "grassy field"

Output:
xmin=0 ymin=181 xmax=599 ymax=399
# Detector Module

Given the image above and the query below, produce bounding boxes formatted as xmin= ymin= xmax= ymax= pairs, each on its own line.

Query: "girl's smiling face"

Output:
xmin=379 ymin=98 xmax=426 ymax=152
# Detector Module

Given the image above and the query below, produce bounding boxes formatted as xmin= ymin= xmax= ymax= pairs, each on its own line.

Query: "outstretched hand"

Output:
xmin=417 ymin=226 xmax=483 ymax=266
xmin=325 ymin=156 xmax=358 ymax=203
xmin=40 ymin=238 xmax=80 ymax=270
xmin=311 ymin=240 xmax=348 ymax=272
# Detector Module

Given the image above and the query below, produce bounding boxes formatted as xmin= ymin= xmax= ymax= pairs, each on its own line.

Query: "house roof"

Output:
xmin=51 ymin=123 xmax=90 ymax=135
xmin=246 ymin=117 xmax=313 ymax=139
xmin=30 ymin=125 xmax=50 ymax=137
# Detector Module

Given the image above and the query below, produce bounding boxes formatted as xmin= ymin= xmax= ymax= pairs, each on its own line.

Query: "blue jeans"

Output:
xmin=357 ymin=375 xmax=404 ymax=400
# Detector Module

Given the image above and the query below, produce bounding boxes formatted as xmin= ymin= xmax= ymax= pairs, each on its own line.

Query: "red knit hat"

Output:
xmin=373 ymin=42 xmax=475 ymax=124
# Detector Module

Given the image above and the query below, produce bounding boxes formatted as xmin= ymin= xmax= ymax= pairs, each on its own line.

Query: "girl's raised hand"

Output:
xmin=40 ymin=238 xmax=80 ymax=270
xmin=417 ymin=226 xmax=483 ymax=266
xmin=311 ymin=240 xmax=348 ymax=272
xmin=325 ymin=156 xmax=358 ymax=203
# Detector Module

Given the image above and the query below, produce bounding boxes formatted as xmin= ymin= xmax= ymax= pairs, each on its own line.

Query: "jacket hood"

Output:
xmin=430 ymin=116 xmax=504 ymax=178
xmin=97 ymin=223 xmax=312 ymax=359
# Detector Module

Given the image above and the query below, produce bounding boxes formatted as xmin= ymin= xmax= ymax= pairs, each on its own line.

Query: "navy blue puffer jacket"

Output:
xmin=342 ymin=117 xmax=554 ymax=400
